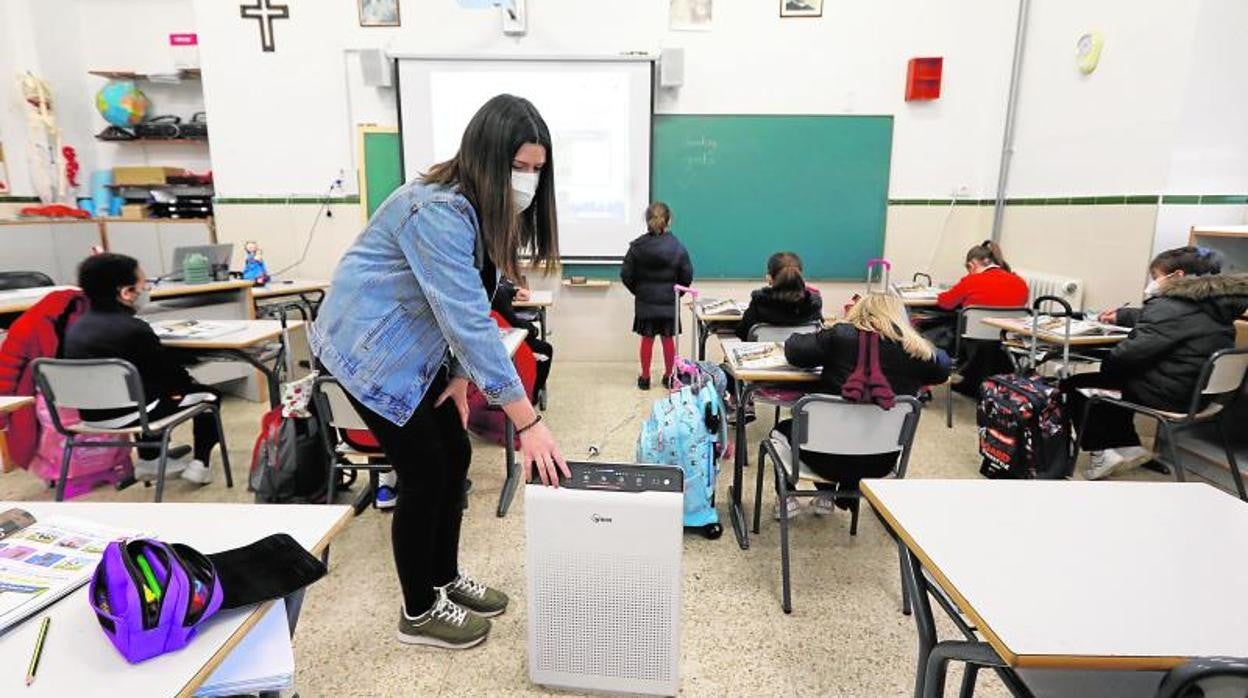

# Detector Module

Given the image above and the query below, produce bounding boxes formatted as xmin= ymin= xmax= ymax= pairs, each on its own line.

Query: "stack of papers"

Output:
xmin=699 ymin=299 xmax=746 ymax=316
xmin=730 ymin=342 xmax=790 ymax=370
xmin=1032 ymin=316 xmax=1130 ymax=336
xmin=195 ymin=600 xmax=294 ymax=697
xmin=893 ymin=284 xmax=939 ymax=300
xmin=151 ymin=320 xmax=242 ymax=340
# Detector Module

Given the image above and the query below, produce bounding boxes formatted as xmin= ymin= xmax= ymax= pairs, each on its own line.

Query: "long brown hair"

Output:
xmin=766 ymin=251 xmax=806 ymax=303
xmin=423 ymin=94 xmax=559 ymax=281
xmin=966 ymin=240 xmax=1010 ymax=272
xmin=646 ymin=202 xmax=671 ymax=234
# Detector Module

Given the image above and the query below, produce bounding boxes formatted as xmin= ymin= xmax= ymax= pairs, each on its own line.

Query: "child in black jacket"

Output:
xmin=775 ymin=294 xmax=951 ymax=519
xmin=620 ymin=202 xmax=693 ymax=390
xmin=735 ymin=251 xmax=823 ymax=340
xmin=1068 ymin=247 xmax=1248 ymax=479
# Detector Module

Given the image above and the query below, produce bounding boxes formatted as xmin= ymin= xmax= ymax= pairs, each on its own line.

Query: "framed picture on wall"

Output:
xmin=359 ymin=0 xmax=400 ymax=27
xmin=780 ymin=0 xmax=822 ymax=18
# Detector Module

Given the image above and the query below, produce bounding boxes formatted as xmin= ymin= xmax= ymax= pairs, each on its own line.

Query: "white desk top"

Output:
xmin=512 ymin=290 xmax=553 ymax=308
xmin=862 ymin=479 xmax=1248 ymax=670
xmin=0 ymin=501 xmax=351 ymax=697
xmin=251 ymin=279 xmax=331 ymax=300
xmin=151 ymin=280 xmax=255 ymax=299
xmin=0 ymin=286 xmax=78 ymax=315
xmin=0 ymin=396 xmax=34 ymax=414
xmin=157 ymin=320 xmax=304 ymax=350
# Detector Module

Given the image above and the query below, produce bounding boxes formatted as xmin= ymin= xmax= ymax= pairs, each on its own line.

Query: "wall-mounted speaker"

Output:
xmin=359 ymin=48 xmax=393 ymax=88
xmin=659 ymin=47 xmax=684 ymax=88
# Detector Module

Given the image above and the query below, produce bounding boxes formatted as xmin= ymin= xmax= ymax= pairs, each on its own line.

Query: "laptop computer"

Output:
xmin=166 ymin=243 xmax=234 ymax=282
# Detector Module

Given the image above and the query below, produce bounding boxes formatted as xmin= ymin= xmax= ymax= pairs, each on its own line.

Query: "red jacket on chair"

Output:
xmin=0 ymin=290 xmax=87 ymax=469
xmin=465 ymin=311 xmax=537 ymax=447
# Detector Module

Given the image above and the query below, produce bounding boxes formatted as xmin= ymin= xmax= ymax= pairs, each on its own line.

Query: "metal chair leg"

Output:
xmin=753 ymin=441 xmax=767 ymax=534
xmin=945 ymin=379 xmax=955 ymax=429
xmin=153 ymin=433 xmax=173 ymax=503
xmin=212 ymin=407 xmax=233 ymax=488
xmin=849 ymin=497 xmax=860 ymax=536
xmin=775 ymin=464 xmax=793 ymax=614
xmin=1161 ymin=422 xmax=1186 ymax=483
xmin=959 ymin=664 xmax=980 ymax=698
xmin=899 ymin=541 xmax=912 ymax=616
xmin=1218 ymin=416 xmax=1247 ymax=501
xmin=54 ymin=439 xmax=74 ymax=502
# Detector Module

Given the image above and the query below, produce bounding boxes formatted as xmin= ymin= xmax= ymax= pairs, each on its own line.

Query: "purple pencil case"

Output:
xmin=89 ymin=538 xmax=224 ymax=663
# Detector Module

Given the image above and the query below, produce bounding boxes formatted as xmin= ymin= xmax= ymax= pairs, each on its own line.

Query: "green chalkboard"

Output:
xmin=651 ymin=115 xmax=893 ymax=279
xmin=360 ymin=127 xmax=403 ymax=220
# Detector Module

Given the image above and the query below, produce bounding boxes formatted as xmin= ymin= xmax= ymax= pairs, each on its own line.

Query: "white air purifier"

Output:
xmin=526 ymin=462 xmax=684 ymax=697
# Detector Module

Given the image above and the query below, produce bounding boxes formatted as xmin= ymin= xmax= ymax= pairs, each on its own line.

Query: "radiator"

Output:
xmin=1016 ymin=269 xmax=1085 ymax=311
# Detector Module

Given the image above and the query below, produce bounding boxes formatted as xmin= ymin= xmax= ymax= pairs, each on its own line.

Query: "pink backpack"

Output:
xmin=29 ymin=392 xmax=133 ymax=498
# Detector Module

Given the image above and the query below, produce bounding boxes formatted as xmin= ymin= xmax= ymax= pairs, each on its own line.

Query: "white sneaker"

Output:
xmin=180 ymin=459 xmax=213 ymax=485
xmin=135 ymin=454 xmax=191 ymax=481
xmin=1086 ymin=447 xmax=1152 ymax=480
xmin=810 ymin=493 xmax=837 ymax=517
xmin=772 ymin=496 xmax=805 ymax=521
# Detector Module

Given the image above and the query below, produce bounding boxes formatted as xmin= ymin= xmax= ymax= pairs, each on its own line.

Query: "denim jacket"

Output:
xmin=309 ymin=180 xmax=525 ymax=426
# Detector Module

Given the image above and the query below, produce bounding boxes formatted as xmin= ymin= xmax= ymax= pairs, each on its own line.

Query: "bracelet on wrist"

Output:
xmin=516 ymin=414 xmax=543 ymax=436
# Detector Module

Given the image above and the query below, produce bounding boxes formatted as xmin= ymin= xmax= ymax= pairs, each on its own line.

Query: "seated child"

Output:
xmin=735 ymin=251 xmax=823 ymax=340
xmin=777 ymin=294 xmax=951 ymax=519
xmin=62 ymin=253 xmax=221 ymax=484
xmin=492 ymin=277 xmax=553 ymax=399
xmin=1066 ymin=246 xmax=1248 ymax=479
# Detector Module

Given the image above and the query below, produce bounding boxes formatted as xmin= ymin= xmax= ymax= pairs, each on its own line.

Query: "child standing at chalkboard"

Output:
xmin=620 ymin=202 xmax=694 ymax=390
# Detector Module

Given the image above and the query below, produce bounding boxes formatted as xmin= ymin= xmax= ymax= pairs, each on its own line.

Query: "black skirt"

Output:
xmin=633 ymin=317 xmax=680 ymax=337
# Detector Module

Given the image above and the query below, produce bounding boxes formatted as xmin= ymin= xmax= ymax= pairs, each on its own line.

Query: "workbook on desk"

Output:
xmin=150 ymin=319 xmax=242 ymax=340
xmin=1032 ymin=315 xmax=1131 ymax=336
xmin=892 ymin=284 xmax=940 ymax=300
xmin=700 ymin=299 xmax=747 ymax=316
xmin=0 ymin=508 xmax=140 ymax=634
xmin=730 ymin=342 xmax=789 ymax=370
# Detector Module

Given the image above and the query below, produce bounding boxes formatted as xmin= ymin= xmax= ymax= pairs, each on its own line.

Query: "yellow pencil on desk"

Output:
xmin=26 ymin=615 xmax=50 ymax=686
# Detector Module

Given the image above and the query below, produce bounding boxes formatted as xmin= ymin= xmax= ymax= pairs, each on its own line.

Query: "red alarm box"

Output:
xmin=905 ymin=57 xmax=943 ymax=101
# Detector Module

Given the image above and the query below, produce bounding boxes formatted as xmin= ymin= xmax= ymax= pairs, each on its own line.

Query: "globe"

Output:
xmin=95 ymin=80 xmax=150 ymax=127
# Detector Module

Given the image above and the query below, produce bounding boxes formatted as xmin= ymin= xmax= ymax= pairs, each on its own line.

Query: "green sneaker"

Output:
xmin=444 ymin=571 xmax=509 ymax=618
xmin=397 ymin=588 xmax=490 ymax=649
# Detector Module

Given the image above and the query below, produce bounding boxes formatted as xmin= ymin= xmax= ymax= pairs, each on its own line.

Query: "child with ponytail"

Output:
xmin=735 ymin=251 xmax=823 ymax=340
xmin=620 ymin=202 xmax=694 ymax=390
xmin=936 ymin=240 xmax=1029 ymax=311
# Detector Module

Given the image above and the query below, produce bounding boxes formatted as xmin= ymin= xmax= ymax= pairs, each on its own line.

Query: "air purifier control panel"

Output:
xmin=555 ymin=462 xmax=684 ymax=493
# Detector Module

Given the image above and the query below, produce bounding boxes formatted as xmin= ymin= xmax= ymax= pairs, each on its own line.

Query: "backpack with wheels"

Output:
xmin=977 ymin=373 xmax=1072 ymax=479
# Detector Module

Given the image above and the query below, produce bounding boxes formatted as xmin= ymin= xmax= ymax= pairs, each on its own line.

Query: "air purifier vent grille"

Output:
xmin=532 ymin=552 xmax=674 ymax=683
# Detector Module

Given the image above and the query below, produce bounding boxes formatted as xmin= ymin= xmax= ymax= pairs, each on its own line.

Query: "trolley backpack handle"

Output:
xmin=673 ymin=285 xmax=700 ymax=361
xmin=865 ymin=258 xmax=892 ymax=295
xmin=1028 ymin=294 xmax=1076 ymax=375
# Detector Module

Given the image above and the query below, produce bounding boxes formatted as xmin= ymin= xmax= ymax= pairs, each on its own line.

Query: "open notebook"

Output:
xmin=195 ymin=600 xmax=294 ymax=697
xmin=0 ymin=508 xmax=140 ymax=634
xmin=150 ymin=320 xmax=244 ymax=340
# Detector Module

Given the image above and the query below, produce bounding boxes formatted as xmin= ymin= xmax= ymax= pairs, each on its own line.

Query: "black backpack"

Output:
xmin=976 ymin=373 xmax=1073 ymax=479
xmin=249 ymin=401 xmax=333 ymax=503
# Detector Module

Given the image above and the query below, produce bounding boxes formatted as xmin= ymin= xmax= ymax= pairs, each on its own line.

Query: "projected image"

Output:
xmin=429 ymin=71 xmax=632 ymax=225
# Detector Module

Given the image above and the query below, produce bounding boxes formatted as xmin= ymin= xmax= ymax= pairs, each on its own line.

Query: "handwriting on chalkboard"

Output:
xmin=685 ymin=135 xmax=718 ymax=167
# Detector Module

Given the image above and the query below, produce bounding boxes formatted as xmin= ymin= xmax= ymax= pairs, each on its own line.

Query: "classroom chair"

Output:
xmin=747 ymin=322 xmax=823 ymax=428
xmin=32 ymin=358 xmax=233 ymax=503
xmin=311 ymin=376 xmax=393 ymax=515
xmin=752 ymin=394 xmax=921 ymax=613
xmin=945 ymin=305 xmax=1029 ymax=428
xmin=1156 ymin=656 xmax=1248 ymax=698
xmin=0 ymin=271 xmax=54 ymax=292
xmin=1075 ymin=347 xmax=1248 ymax=500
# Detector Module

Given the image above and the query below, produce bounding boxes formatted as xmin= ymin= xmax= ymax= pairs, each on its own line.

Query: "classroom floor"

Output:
xmin=0 ymin=362 xmax=1172 ymax=697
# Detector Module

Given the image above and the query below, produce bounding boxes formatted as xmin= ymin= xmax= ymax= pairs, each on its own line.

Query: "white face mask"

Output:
xmin=132 ymin=288 xmax=151 ymax=312
xmin=511 ymin=171 xmax=539 ymax=212
xmin=1144 ymin=272 xmax=1174 ymax=299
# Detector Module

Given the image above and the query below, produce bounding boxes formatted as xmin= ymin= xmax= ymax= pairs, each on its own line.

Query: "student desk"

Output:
xmin=721 ymin=338 xmax=820 ymax=549
xmin=158 ymin=320 xmax=303 ymax=409
xmin=862 ymin=479 xmax=1248 ymax=697
xmin=496 ymin=328 xmax=529 ymax=517
xmin=691 ymin=303 xmax=744 ymax=361
xmin=0 ymin=286 xmax=79 ymax=317
xmin=981 ymin=316 xmax=1127 ymax=376
xmin=252 ymin=279 xmax=331 ymax=323
xmin=511 ymin=289 xmax=553 ymax=341
xmin=0 ymin=501 xmax=352 ymax=698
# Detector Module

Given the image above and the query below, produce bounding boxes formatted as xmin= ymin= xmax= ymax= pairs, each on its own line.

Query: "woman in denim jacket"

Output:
xmin=310 ymin=95 xmax=566 ymax=650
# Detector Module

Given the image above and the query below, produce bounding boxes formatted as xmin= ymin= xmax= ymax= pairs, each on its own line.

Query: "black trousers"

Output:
xmin=527 ymin=336 xmax=553 ymax=397
xmin=1062 ymin=372 xmax=1142 ymax=452
xmin=126 ymin=386 xmax=222 ymax=463
xmin=349 ymin=370 xmax=471 ymax=616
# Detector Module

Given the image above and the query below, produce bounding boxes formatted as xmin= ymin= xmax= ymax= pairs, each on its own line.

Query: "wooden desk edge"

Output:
xmin=175 ymin=504 xmax=353 ymax=698
xmin=860 ymin=483 xmax=1189 ymax=672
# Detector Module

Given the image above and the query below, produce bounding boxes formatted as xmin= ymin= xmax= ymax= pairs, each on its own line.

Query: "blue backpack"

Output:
xmin=636 ymin=375 xmax=727 ymax=539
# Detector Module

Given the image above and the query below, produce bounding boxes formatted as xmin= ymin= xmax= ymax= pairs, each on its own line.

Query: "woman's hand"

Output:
xmin=434 ymin=377 xmax=471 ymax=429
xmin=514 ymin=287 xmax=531 ymax=302
xmin=1097 ymin=308 xmax=1118 ymax=324
xmin=519 ymin=420 xmax=569 ymax=487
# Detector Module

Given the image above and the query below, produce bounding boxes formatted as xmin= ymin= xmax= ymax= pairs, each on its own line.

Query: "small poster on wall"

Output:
xmin=781 ymin=0 xmax=823 ymax=18
xmin=359 ymin=0 xmax=400 ymax=27
xmin=0 ymin=143 xmax=10 ymax=195
xmin=670 ymin=0 xmax=712 ymax=32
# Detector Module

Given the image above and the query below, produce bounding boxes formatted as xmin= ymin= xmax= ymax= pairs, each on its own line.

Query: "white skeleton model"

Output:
xmin=19 ymin=72 xmax=69 ymax=204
